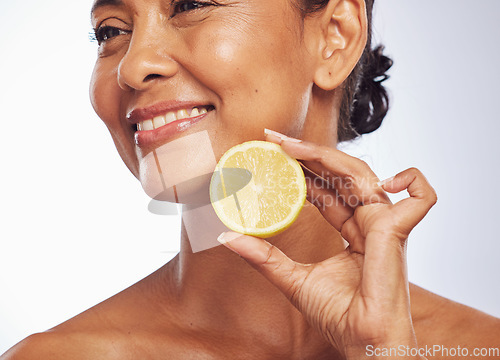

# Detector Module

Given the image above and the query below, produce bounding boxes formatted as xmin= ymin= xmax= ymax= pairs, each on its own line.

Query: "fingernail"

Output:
xmin=217 ymin=231 xmax=243 ymax=245
xmin=264 ymin=128 xmax=302 ymax=143
xmin=377 ymin=176 xmax=395 ymax=187
xmin=217 ymin=232 xmax=245 ymax=255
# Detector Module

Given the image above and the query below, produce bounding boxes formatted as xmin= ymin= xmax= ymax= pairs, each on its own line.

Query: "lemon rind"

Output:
xmin=210 ymin=141 xmax=306 ymax=238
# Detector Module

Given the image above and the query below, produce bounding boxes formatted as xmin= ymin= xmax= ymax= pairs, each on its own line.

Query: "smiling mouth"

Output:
xmin=136 ymin=105 xmax=215 ymax=132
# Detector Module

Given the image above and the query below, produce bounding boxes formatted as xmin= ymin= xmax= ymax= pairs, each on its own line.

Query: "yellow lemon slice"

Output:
xmin=210 ymin=141 xmax=306 ymax=238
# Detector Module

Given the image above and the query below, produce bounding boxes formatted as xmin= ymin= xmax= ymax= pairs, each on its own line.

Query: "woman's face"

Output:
xmin=90 ymin=0 xmax=318 ymax=196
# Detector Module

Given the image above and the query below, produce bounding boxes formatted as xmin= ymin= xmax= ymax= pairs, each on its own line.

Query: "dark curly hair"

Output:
xmin=296 ymin=0 xmax=393 ymax=141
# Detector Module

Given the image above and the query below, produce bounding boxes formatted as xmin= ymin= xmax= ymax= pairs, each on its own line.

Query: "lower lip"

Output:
xmin=134 ymin=112 xmax=209 ymax=147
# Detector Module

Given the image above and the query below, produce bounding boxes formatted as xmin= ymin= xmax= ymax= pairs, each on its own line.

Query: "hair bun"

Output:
xmin=349 ymin=45 xmax=393 ymax=137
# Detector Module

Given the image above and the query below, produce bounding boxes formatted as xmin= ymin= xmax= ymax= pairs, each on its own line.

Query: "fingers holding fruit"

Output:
xmin=214 ymin=132 xmax=438 ymax=357
xmin=263 ymin=130 xmax=437 ymax=254
xmin=263 ymin=133 xmax=390 ymax=248
xmin=278 ymin=140 xmax=391 ymax=207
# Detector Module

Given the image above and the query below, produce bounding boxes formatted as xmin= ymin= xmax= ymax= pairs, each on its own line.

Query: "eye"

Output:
xmin=171 ymin=1 xmax=213 ymax=17
xmin=94 ymin=26 xmax=130 ymax=45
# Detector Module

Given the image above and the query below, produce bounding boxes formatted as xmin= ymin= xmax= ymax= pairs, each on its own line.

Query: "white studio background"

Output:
xmin=0 ymin=0 xmax=499 ymax=353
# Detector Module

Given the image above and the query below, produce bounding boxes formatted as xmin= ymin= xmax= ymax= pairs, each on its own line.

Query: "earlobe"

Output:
xmin=313 ymin=0 xmax=367 ymax=91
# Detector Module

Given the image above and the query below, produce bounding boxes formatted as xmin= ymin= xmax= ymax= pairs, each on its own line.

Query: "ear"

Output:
xmin=310 ymin=0 xmax=368 ymax=91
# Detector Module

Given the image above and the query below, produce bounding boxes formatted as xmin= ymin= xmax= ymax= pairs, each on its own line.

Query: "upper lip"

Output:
xmin=126 ymin=100 xmax=211 ymax=124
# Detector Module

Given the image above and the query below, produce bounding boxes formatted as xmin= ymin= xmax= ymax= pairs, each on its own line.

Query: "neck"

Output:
xmin=160 ymin=202 xmax=345 ymax=357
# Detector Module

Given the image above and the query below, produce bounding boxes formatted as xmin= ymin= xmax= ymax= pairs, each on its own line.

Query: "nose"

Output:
xmin=117 ymin=26 xmax=179 ymax=91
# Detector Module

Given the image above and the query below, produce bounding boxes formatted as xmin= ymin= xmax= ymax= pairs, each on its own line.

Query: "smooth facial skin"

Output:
xmin=89 ymin=0 xmax=370 ymax=257
xmin=90 ymin=0 xmax=329 ymax=185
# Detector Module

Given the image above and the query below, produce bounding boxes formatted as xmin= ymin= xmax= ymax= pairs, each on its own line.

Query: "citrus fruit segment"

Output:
xmin=210 ymin=140 xmax=306 ymax=238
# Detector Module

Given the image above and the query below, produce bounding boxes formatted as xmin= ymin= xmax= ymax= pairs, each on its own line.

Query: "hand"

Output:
xmin=217 ymin=132 xmax=437 ymax=359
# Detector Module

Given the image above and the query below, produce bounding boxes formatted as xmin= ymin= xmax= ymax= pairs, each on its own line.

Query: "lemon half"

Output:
xmin=210 ymin=141 xmax=306 ymax=238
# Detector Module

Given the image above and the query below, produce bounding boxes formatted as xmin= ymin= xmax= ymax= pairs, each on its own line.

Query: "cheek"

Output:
xmin=90 ymin=62 xmax=120 ymax=127
xmin=90 ymin=60 xmax=139 ymax=175
xmin=189 ymin=24 xmax=312 ymax=136
xmin=213 ymin=41 xmax=236 ymax=64
xmin=186 ymin=26 xmax=248 ymax=87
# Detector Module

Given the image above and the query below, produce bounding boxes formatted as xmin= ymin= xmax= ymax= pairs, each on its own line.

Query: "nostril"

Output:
xmin=144 ymin=74 xmax=162 ymax=82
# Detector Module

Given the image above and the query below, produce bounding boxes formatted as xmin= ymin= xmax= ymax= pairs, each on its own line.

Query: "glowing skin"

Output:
xmin=2 ymin=1 xmax=500 ymax=359
xmin=87 ymin=1 xmax=348 ymax=357
xmin=90 ymin=0 xmax=316 ymax=183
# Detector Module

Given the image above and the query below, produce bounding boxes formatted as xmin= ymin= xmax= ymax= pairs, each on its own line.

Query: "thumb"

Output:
xmin=217 ymin=232 xmax=308 ymax=304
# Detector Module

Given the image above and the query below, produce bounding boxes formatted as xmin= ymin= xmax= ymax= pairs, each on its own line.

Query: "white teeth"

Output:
xmin=177 ymin=109 xmax=189 ymax=120
xmin=165 ymin=111 xmax=176 ymax=124
xmin=190 ymin=107 xmax=200 ymax=117
xmin=153 ymin=115 xmax=166 ymax=129
xmin=137 ymin=106 xmax=210 ymax=131
xmin=142 ymin=119 xmax=154 ymax=131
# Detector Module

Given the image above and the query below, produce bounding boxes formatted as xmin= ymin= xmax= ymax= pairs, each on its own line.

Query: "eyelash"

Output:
xmin=92 ymin=26 xmax=130 ymax=45
xmin=89 ymin=1 xmax=217 ymax=44
xmin=171 ymin=0 xmax=214 ymax=17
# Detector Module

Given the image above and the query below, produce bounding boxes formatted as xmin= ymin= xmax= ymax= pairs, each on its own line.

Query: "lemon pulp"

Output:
xmin=210 ymin=141 xmax=306 ymax=238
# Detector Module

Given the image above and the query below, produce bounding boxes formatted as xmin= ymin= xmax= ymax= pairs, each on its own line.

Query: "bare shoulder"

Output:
xmin=410 ymin=283 xmax=500 ymax=357
xmin=0 ymin=318 xmax=230 ymax=360
xmin=1 ymin=333 xmax=52 ymax=360
xmin=0 ymin=330 xmax=112 ymax=360
xmin=410 ymin=283 xmax=500 ymax=327
xmin=0 ymin=302 xmax=140 ymax=360
xmin=1 ymin=316 xmax=195 ymax=360
xmin=0 ymin=259 xmax=215 ymax=360
xmin=1 ymin=290 xmax=137 ymax=359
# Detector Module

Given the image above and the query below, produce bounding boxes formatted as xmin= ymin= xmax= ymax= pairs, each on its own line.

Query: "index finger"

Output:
xmin=265 ymin=132 xmax=391 ymax=206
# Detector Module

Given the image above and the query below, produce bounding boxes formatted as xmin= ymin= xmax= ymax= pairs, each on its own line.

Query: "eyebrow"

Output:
xmin=91 ymin=0 xmax=124 ymax=15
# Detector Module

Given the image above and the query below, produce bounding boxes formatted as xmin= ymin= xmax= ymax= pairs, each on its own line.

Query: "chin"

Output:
xmin=139 ymin=130 xmax=217 ymax=205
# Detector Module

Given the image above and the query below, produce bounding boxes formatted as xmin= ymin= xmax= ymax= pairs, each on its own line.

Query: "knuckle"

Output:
xmin=319 ymin=145 xmax=333 ymax=162
xmin=429 ymin=188 xmax=438 ymax=206
xmin=262 ymin=244 xmax=276 ymax=266
xmin=358 ymin=158 xmax=370 ymax=169
xmin=340 ymin=220 xmax=354 ymax=240
xmin=271 ymin=255 xmax=287 ymax=273
xmin=407 ymin=167 xmax=421 ymax=176
xmin=352 ymin=159 xmax=371 ymax=178
xmin=406 ymin=167 xmax=437 ymax=205
xmin=286 ymin=266 xmax=303 ymax=300
xmin=288 ymin=266 xmax=312 ymax=308
xmin=263 ymin=245 xmax=288 ymax=273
